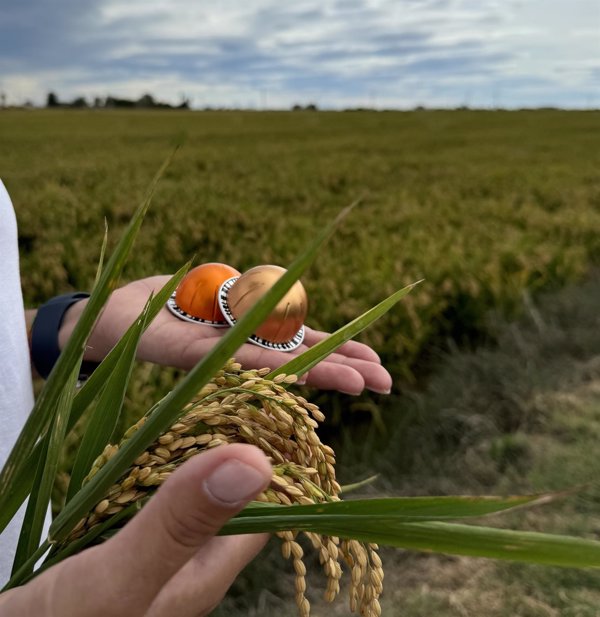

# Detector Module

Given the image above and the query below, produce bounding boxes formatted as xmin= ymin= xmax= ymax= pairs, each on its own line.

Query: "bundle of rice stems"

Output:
xmin=2 ymin=153 xmax=600 ymax=615
xmin=67 ymin=361 xmax=383 ymax=617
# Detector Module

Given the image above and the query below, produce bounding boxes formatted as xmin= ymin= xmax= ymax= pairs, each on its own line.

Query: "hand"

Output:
xmin=0 ymin=444 xmax=272 ymax=617
xmin=59 ymin=275 xmax=393 ymax=395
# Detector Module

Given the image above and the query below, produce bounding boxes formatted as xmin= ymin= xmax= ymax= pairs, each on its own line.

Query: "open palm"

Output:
xmin=59 ymin=275 xmax=392 ymax=395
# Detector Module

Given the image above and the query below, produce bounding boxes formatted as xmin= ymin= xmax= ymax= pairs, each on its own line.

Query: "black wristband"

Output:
xmin=30 ymin=292 xmax=99 ymax=380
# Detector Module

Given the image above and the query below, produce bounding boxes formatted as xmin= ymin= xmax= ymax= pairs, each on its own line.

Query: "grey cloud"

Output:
xmin=0 ymin=0 xmax=594 ymax=108
xmin=0 ymin=0 xmax=101 ymax=67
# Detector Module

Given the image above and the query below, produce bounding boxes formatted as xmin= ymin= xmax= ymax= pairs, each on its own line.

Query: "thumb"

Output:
xmin=50 ymin=444 xmax=272 ymax=617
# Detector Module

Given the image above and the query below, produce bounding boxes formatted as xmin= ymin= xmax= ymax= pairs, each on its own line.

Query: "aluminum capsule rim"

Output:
xmin=166 ymin=292 xmax=230 ymax=327
xmin=217 ymin=277 xmax=305 ymax=351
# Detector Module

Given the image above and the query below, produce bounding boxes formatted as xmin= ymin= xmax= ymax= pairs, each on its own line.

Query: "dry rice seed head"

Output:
xmin=153 ymin=447 xmax=171 ymax=460
xmin=157 ymin=433 xmax=174 ymax=446
xmin=326 ymin=539 xmax=339 ymax=562
xmin=269 ymin=448 xmax=287 ymax=464
xmin=240 ymin=379 xmax=259 ymax=389
xmin=279 ymin=530 xmax=295 ymax=542
xmin=281 ymin=540 xmax=292 ymax=560
xmin=239 ymin=424 xmax=255 ymax=440
xmin=293 ymin=557 xmax=307 ymax=577
xmin=284 ymin=484 xmax=305 ymax=498
xmin=207 ymin=438 xmax=227 ymax=448
xmin=179 ymin=435 xmax=198 ymax=449
xmin=297 ymin=595 xmax=310 ymax=617
xmin=133 ymin=451 xmax=151 ymax=466
xmin=120 ymin=476 xmax=136 ymax=492
xmin=166 ymin=437 xmax=184 ymax=452
xmin=94 ymin=499 xmax=110 ymax=515
xmin=290 ymin=540 xmax=304 ymax=560
xmin=262 ymin=488 xmax=282 ymax=504
xmin=271 ymin=474 xmax=291 ymax=489
xmin=114 ymin=490 xmax=138 ymax=505
xmin=275 ymin=492 xmax=293 ymax=505
xmin=139 ymin=471 xmax=160 ymax=487
xmin=106 ymin=484 xmax=121 ymax=499
xmin=295 ymin=576 xmax=307 ymax=595
xmin=307 ymin=430 xmax=321 ymax=446
xmin=196 ymin=434 xmax=213 ymax=445
xmin=60 ymin=360 xmax=382 ymax=617
xmin=325 ymin=577 xmax=341 ymax=603
xmin=170 ymin=422 xmax=187 ymax=433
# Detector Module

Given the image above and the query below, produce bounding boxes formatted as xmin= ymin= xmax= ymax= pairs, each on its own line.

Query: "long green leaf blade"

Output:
xmin=71 ymin=263 xmax=190 ymax=424
xmin=49 ymin=203 xmax=356 ymax=542
xmin=0 ymin=158 xmax=179 ymax=534
xmin=12 ymin=365 xmax=79 ymax=574
xmin=267 ymin=280 xmax=422 ymax=379
xmin=66 ymin=299 xmax=151 ymax=502
xmin=220 ymin=517 xmax=600 ymax=568
xmin=92 ymin=220 xmax=109 ymax=290
xmin=10 ymin=430 xmax=51 ymax=575
xmin=233 ymin=494 xmax=548 ymax=520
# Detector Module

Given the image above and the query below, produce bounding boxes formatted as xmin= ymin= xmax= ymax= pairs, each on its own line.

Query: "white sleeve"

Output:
xmin=0 ymin=179 xmax=36 ymax=584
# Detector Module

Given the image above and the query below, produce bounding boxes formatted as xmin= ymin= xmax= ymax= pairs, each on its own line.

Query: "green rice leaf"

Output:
xmin=267 ymin=280 xmax=422 ymax=379
xmin=11 ymin=364 xmax=79 ymax=574
xmin=0 ymin=155 xmax=178 ymax=535
xmin=49 ymin=202 xmax=356 ymax=542
xmin=66 ymin=298 xmax=152 ymax=502
xmin=92 ymin=220 xmax=109 ymax=290
xmin=233 ymin=493 xmax=552 ymax=520
xmin=220 ymin=514 xmax=600 ymax=569
xmin=70 ymin=263 xmax=190 ymax=425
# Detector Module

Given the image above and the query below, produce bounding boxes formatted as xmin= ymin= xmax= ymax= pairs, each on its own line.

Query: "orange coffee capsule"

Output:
xmin=167 ymin=263 xmax=241 ymax=326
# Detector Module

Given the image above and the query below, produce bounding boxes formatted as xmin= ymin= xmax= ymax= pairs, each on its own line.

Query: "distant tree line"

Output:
xmin=46 ymin=92 xmax=190 ymax=110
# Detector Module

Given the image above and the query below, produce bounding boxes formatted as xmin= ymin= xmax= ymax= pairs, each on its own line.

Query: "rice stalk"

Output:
xmin=63 ymin=359 xmax=383 ymax=617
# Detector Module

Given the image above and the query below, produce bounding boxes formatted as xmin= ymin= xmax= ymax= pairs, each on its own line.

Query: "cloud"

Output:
xmin=0 ymin=0 xmax=597 ymax=108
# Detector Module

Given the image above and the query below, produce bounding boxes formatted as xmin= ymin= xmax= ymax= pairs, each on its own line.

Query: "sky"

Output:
xmin=1 ymin=0 xmax=599 ymax=109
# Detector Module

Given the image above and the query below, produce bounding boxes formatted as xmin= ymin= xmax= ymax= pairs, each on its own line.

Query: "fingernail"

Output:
xmin=370 ymin=387 xmax=392 ymax=395
xmin=204 ymin=460 xmax=267 ymax=506
xmin=296 ymin=376 xmax=307 ymax=385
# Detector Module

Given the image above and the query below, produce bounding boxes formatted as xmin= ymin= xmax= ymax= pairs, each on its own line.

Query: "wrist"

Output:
xmin=30 ymin=292 xmax=97 ymax=380
xmin=57 ymin=298 xmax=88 ymax=351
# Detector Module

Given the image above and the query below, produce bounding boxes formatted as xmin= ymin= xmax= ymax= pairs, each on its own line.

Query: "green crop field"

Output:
xmin=2 ymin=109 xmax=600 ymax=615
xmin=3 ymin=109 xmax=600 ymax=382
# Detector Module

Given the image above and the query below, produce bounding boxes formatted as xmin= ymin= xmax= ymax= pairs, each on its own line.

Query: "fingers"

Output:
xmin=146 ymin=534 xmax=269 ymax=617
xmin=303 ymin=356 xmax=392 ymax=394
xmin=303 ymin=327 xmax=382 ymax=364
xmin=143 ymin=315 xmax=392 ymax=395
xmin=161 ymin=326 xmax=392 ymax=394
xmin=36 ymin=445 xmax=272 ymax=617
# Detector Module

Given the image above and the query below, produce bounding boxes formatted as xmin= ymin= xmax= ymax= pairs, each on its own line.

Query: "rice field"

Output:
xmin=3 ymin=109 xmax=600 ymax=381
